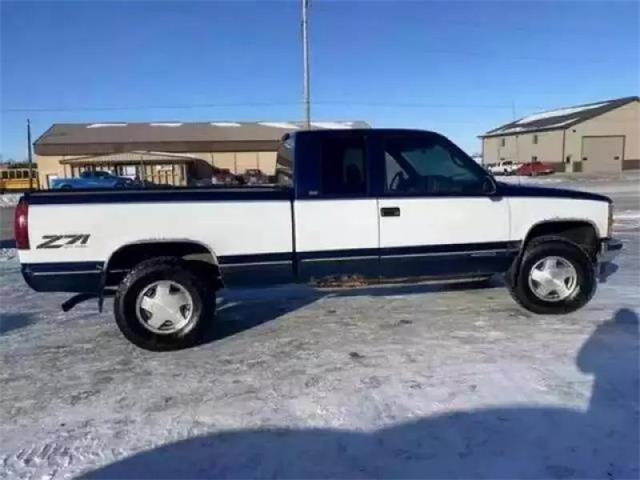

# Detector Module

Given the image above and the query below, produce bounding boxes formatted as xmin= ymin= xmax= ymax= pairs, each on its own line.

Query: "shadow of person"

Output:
xmin=88 ymin=309 xmax=639 ymax=479
xmin=577 ymin=307 xmax=639 ymax=412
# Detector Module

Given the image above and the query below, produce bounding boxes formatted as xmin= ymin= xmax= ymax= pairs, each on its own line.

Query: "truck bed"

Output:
xmin=19 ymin=185 xmax=296 ymax=292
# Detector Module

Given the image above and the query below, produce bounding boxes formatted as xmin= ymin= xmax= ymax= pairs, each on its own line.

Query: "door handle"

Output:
xmin=381 ymin=207 xmax=400 ymax=217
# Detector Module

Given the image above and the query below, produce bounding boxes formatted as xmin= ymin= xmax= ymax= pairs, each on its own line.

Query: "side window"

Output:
xmin=383 ymin=136 xmax=485 ymax=195
xmin=275 ymin=135 xmax=294 ymax=187
xmin=320 ymin=137 xmax=366 ymax=195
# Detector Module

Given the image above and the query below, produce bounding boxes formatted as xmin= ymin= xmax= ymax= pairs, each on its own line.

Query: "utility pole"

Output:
xmin=27 ymin=119 xmax=34 ymax=191
xmin=302 ymin=0 xmax=311 ymax=129
xmin=511 ymin=100 xmax=520 ymax=165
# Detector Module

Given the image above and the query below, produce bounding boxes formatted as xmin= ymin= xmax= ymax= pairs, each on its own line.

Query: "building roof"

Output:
xmin=34 ymin=121 xmax=370 ymax=156
xmin=481 ymin=96 xmax=639 ymax=138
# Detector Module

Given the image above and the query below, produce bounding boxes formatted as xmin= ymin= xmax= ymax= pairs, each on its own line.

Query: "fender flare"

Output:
xmin=507 ymin=232 xmax=592 ymax=288
xmin=98 ymin=239 xmax=218 ymax=311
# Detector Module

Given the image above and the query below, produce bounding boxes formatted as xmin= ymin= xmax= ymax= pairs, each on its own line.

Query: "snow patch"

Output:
xmin=543 ymin=118 xmax=576 ymax=129
xmin=493 ymin=126 xmax=527 ymax=134
xmin=311 ymin=121 xmax=355 ymax=129
xmin=614 ymin=211 xmax=640 ymax=220
xmin=86 ymin=123 xmax=127 ymax=128
xmin=210 ymin=122 xmax=241 ymax=127
xmin=149 ymin=123 xmax=182 ymax=127
xmin=515 ymin=102 xmax=608 ymax=125
xmin=258 ymin=122 xmax=300 ymax=129
xmin=0 ymin=194 xmax=21 ymax=207
xmin=0 ymin=248 xmax=16 ymax=261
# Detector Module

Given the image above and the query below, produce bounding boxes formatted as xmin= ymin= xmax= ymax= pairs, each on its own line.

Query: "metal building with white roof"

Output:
xmin=479 ymin=96 xmax=639 ymax=173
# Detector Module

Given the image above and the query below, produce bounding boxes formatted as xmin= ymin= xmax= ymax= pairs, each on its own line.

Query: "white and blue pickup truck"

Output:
xmin=15 ymin=129 xmax=621 ymax=350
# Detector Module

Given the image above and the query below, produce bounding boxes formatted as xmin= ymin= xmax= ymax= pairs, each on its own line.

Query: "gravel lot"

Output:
xmin=1 ymin=174 xmax=638 ymax=479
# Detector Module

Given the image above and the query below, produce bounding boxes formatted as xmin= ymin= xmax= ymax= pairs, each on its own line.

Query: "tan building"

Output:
xmin=480 ymin=96 xmax=639 ymax=173
xmin=34 ymin=121 xmax=370 ymax=189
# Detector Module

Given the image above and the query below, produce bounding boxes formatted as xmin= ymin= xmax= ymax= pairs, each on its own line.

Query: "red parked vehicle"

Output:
xmin=516 ymin=161 xmax=555 ymax=176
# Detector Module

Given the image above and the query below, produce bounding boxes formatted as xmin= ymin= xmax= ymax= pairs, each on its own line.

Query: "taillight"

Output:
xmin=14 ymin=198 xmax=29 ymax=249
xmin=608 ymin=203 xmax=614 ymax=237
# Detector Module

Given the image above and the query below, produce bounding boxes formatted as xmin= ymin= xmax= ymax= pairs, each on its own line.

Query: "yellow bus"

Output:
xmin=0 ymin=167 xmax=38 ymax=192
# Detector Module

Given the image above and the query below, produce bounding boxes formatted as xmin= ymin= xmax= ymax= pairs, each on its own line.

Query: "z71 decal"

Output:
xmin=36 ymin=234 xmax=91 ymax=249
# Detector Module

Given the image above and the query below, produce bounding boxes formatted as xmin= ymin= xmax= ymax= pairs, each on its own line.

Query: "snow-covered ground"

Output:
xmin=1 ymin=174 xmax=638 ymax=479
xmin=0 ymin=193 xmax=20 ymax=208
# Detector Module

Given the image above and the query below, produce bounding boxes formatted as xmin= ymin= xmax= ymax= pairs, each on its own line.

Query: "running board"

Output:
xmin=61 ymin=290 xmax=114 ymax=312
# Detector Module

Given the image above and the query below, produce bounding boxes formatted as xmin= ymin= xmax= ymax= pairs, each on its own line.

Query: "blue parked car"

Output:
xmin=51 ymin=171 xmax=133 ymax=189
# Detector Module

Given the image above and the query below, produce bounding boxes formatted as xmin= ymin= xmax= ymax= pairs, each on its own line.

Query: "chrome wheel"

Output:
xmin=135 ymin=280 xmax=193 ymax=334
xmin=528 ymin=256 xmax=578 ymax=302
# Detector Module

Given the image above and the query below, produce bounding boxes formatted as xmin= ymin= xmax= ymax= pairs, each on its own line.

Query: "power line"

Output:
xmin=0 ymin=101 xmax=303 ymax=113
xmin=0 ymin=101 xmax=556 ymax=113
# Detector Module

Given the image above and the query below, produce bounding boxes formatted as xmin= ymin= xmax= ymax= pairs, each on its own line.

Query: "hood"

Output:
xmin=496 ymin=182 xmax=611 ymax=203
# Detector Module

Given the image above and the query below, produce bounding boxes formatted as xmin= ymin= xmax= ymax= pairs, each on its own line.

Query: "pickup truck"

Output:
xmin=15 ymin=129 xmax=622 ymax=350
xmin=51 ymin=170 xmax=132 ymax=189
xmin=487 ymin=160 xmax=519 ymax=176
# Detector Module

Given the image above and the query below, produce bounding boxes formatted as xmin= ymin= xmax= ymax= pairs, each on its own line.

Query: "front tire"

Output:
xmin=508 ymin=238 xmax=596 ymax=315
xmin=114 ymin=257 xmax=214 ymax=351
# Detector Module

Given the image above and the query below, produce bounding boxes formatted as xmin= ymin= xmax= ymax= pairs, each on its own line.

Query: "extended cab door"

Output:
xmin=292 ymin=131 xmax=380 ymax=281
xmin=375 ymin=132 xmax=515 ymax=278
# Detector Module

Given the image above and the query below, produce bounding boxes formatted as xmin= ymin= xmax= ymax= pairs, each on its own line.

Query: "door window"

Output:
xmin=320 ymin=137 xmax=366 ymax=196
xmin=383 ymin=135 xmax=486 ymax=195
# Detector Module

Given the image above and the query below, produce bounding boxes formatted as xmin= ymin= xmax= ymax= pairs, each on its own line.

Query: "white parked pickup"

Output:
xmin=15 ymin=129 xmax=622 ymax=350
xmin=488 ymin=160 xmax=520 ymax=176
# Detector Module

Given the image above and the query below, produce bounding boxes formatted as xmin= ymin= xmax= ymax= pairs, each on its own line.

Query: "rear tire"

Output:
xmin=508 ymin=237 xmax=596 ymax=315
xmin=114 ymin=257 xmax=215 ymax=351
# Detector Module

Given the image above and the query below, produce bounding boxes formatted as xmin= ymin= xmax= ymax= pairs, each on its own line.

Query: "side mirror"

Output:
xmin=481 ymin=176 xmax=498 ymax=195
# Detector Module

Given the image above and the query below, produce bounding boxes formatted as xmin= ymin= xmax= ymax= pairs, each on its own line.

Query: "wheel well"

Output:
xmin=105 ymin=242 xmax=221 ymax=288
xmin=507 ymin=221 xmax=599 ymax=288
xmin=524 ymin=221 xmax=599 ymax=259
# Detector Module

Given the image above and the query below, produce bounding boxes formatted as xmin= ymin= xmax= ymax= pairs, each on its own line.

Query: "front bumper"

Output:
xmin=597 ymin=238 xmax=623 ymax=282
xmin=599 ymin=238 xmax=623 ymax=264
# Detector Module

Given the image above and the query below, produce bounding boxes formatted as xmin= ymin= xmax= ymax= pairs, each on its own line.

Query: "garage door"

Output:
xmin=581 ymin=136 xmax=623 ymax=173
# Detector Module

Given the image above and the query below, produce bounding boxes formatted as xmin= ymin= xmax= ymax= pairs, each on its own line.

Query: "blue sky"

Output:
xmin=1 ymin=0 xmax=638 ymax=159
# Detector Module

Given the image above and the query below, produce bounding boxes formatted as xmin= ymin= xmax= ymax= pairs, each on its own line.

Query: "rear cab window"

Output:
xmin=320 ymin=136 xmax=366 ymax=196
xmin=293 ymin=131 xmax=369 ymax=198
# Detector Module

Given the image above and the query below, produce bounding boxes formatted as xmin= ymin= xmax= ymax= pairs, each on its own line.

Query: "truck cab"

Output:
xmin=276 ymin=129 xmax=513 ymax=282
